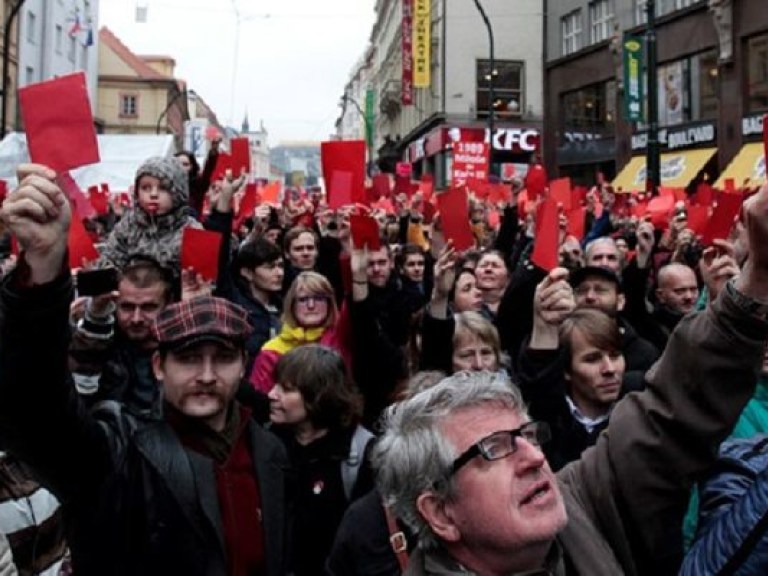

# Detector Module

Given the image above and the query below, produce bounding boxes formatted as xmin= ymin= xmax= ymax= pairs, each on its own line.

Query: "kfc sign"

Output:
xmin=491 ymin=129 xmax=540 ymax=153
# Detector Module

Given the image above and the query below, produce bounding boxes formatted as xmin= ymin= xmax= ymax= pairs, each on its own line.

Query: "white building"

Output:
xmin=339 ymin=0 xmax=544 ymax=186
xmin=241 ymin=115 xmax=272 ymax=181
xmin=17 ymin=0 xmax=99 ymax=118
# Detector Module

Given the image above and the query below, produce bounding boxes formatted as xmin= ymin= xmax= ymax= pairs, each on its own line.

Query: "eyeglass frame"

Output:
xmin=295 ymin=294 xmax=331 ymax=306
xmin=446 ymin=421 xmax=551 ymax=479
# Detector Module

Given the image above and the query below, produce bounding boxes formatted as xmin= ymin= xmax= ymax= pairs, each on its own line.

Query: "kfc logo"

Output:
xmin=492 ymin=129 xmax=540 ymax=153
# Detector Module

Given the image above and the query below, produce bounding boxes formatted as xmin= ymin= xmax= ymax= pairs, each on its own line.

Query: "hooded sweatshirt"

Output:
xmin=97 ymin=156 xmax=202 ymax=273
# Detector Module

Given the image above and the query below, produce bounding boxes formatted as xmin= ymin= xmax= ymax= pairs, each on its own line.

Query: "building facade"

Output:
xmin=339 ymin=0 xmax=544 ymax=188
xmin=97 ymin=26 xmax=188 ymax=150
xmin=545 ymin=0 xmax=768 ymax=191
xmin=15 ymin=0 xmax=99 ymax=129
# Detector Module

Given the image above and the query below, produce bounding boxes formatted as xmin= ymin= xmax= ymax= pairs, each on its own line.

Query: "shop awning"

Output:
xmin=715 ymin=142 xmax=766 ymax=189
xmin=612 ymin=147 xmax=717 ymax=192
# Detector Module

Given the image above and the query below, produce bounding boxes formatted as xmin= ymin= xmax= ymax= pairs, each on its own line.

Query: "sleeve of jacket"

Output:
xmin=0 ymin=531 xmax=17 ymax=576
xmin=560 ymin=286 xmax=768 ymax=575
xmin=0 ymin=270 xmax=113 ymax=503
xmin=419 ymin=311 xmax=455 ymax=374
xmin=496 ymin=264 xmax=546 ymax=364
xmin=494 ymin=204 xmax=520 ymax=262
xmin=516 ymin=344 xmax=570 ymax=427
xmin=203 ymin=207 xmax=234 ymax=296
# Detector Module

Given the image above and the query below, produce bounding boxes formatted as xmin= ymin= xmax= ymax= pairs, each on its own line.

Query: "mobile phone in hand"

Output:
xmin=76 ymin=268 xmax=119 ymax=297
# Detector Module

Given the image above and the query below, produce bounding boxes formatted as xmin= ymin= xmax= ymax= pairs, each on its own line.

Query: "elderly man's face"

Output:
xmin=656 ymin=266 xmax=699 ymax=315
xmin=586 ymin=242 xmax=621 ymax=272
xmin=431 ymin=405 xmax=567 ymax=568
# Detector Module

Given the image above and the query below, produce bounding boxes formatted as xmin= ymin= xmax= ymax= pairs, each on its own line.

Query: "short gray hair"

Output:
xmin=372 ymin=371 xmax=526 ymax=549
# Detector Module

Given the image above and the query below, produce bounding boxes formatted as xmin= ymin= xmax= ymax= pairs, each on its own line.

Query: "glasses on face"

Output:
xmin=295 ymin=294 xmax=330 ymax=306
xmin=447 ymin=421 xmax=551 ymax=479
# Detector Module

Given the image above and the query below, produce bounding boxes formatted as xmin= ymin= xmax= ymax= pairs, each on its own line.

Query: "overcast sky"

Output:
xmin=98 ymin=0 xmax=377 ymax=144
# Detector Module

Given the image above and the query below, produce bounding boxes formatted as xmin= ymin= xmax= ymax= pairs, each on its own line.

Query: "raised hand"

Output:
xmin=534 ymin=267 xmax=575 ymax=326
xmin=699 ymin=239 xmax=740 ymax=302
xmin=1 ymin=164 xmax=71 ymax=283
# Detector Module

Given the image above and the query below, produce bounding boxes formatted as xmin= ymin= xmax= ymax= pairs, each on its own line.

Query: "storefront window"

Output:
xmin=747 ymin=33 xmax=768 ymax=113
xmin=476 ymin=59 xmax=524 ymax=120
xmin=639 ymin=49 xmax=718 ymax=128
xmin=562 ymin=81 xmax=616 ymax=137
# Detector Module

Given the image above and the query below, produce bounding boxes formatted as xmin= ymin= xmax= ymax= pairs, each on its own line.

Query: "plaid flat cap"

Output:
xmin=154 ymin=296 xmax=252 ymax=351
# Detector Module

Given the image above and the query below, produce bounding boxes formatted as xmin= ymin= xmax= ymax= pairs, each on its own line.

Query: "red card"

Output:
xmin=422 ymin=199 xmax=437 ymax=224
xmin=437 ymin=187 xmax=474 ymax=251
xmin=68 ymin=215 xmax=100 ymax=269
xmin=349 ymin=214 xmax=382 ymax=250
xmin=420 ymin=173 xmax=434 ymax=200
xmin=531 ymin=198 xmax=559 ymax=272
xmin=394 ymin=174 xmax=412 ymax=196
xmin=88 ymin=185 xmax=109 ymax=216
xmin=763 ymin=114 xmax=768 ymax=169
xmin=211 ymin=152 xmax=232 ymax=181
xmin=549 ymin=178 xmax=572 ymax=210
xmin=372 ymin=174 xmax=391 ymax=199
xmin=724 ymin=178 xmax=736 ymax=194
xmin=260 ymin=181 xmax=281 ymax=204
xmin=230 ymin=138 xmax=251 ymax=175
xmin=488 ymin=209 xmax=500 ymax=229
xmin=321 ymin=140 xmax=366 ymax=206
xmin=19 ymin=72 xmax=99 ymax=172
xmin=328 ymin=171 xmax=353 ymax=209
xmin=181 ymin=228 xmax=223 ymax=282
xmin=695 ymin=181 xmax=714 ymax=206
xmin=57 ymin=172 xmax=96 ymax=219
xmin=237 ymin=183 xmax=260 ymax=218
xmin=647 ymin=195 xmax=675 ymax=228
xmin=701 ymin=192 xmax=743 ymax=246
xmin=373 ymin=196 xmax=395 ymax=215
xmin=524 ymin=164 xmax=548 ymax=200
xmin=566 ymin=207 xmax=587 ymax=241
xmin=0 ymin=179 xmax=6 ymax=205
xmin=686 ymin=204 xmax=710 ymax=235
xmin=205 ymin=125 xmax=220 ymax=141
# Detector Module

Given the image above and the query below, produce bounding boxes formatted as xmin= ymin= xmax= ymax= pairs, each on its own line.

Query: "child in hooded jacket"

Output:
xmin=97 ymin=156 xmax=202 ymax=274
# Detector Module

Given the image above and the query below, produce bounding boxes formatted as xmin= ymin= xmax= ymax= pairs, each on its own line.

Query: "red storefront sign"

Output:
xmin=408 ymin=126 xmax=542 ymax=163
xmin=402 ymin=0 xmax=414 ymax=106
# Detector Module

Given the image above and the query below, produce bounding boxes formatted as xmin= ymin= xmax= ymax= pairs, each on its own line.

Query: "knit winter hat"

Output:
xmin=134 ymin=156 xmax=189 ymax=210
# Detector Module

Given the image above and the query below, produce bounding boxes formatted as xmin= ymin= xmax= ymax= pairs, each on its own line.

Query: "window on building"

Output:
xmin=562 ymin=81 xmax=616 ymax=137
xmin=674 ymin=0 xmax=696 ymax=8
xmin=55 ymin=24 xmax=63 ymax=54
xmin=748 ymin=33 xmax=768 ymax=113
xmin=476 ymin=59 xmax=524 ymax=120
xmin=25 ymin=66 xmax=34 ymax=86
xmin=119 ymin=94 xmax=138 ymax=117
xmin=26 ymin=11 xmax=36 ymax=43
xmin=589 ymin=0 xmax=614 ymax=44
xmin=562 ymin=10 xmax=583 ymax=56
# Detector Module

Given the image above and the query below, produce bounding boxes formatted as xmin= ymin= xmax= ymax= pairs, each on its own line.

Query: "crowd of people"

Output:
xmin=0 ymin=145 xmax=767 ymax=576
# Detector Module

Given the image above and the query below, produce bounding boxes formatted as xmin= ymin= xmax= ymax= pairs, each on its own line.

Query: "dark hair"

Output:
xmin=559 ymin=308 xmax=623 ymax=368
xmin=448 ymin=267 xmax=477 ymax=305
xmin=274 ymin=344 xmax=361 ymax=429
xmin=397 ymin=243 xmax=425 ymax=271
xmin=455 ymin=249 xmax=481 ymax=271
xmin=283 ymin=226 xmax=319 ymax=253
xmin=119 ymin=254 xmax=174 ymax=304
xmin=174 ymin=151 xmax=200 ymax=178
xmin=234 ymin=238 xmax=283 ymax=273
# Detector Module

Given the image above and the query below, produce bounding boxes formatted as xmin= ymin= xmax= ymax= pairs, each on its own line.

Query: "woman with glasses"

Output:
xmin=249 ymin=271 xmax=350 ymax=394
xmin=267 ymin=344 xmax=374 ymax=576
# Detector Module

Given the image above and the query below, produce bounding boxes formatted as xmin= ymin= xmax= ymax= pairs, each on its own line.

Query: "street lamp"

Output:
xmin=1 ymin=0 xmax=26 ymax=140
xmin=472 ymin=0 xmax=495 ymax=177
xmin=645 ymin=0 xmax=660 ymax=195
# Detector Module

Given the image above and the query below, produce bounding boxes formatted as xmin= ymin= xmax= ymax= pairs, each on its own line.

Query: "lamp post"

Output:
xmin=1 ymin=0 xmax=26 ymax=140
xmin=645 ymin=0 xmax=660 ymax=195
xmin=472 ymin=0 xmax=495 ymax=177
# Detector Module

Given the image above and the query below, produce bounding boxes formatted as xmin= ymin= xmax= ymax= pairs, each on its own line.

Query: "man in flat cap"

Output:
xmin=0 ymin=165 xmax=291 ymax=575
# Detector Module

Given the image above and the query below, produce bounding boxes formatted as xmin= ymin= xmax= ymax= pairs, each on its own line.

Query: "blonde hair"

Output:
xmin=452 ymin=311 xmax=501 ymax=363
xmin=282 ymin=271 xmax=339 ymax=329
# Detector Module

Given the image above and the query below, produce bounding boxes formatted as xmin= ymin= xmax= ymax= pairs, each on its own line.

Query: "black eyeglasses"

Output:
xmin=448 ymin=421 xmax=551 ymax=478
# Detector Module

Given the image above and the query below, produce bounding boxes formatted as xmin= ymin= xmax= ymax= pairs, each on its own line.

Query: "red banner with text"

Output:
xmin=402 ymin=0 xmax=414 ymax=106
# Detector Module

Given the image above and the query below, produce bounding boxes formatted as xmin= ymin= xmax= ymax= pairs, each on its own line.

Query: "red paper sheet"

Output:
xmin=437 ymin=187 xmax=474 ymax=251
xmin=260 ymin=181 xmax=281 ymax=204
xmin=531 ymin=198 xmax=559 ymax=271
xmin=181 ymin=228 xmax=223 ymax=282
xmin=68 ymin=214 xmax=100 ymax=269
xmin=57 ymin=172 xmax=95 ymax=219
xmin=763 ymin=114 xmax=768 ymax=170
xmin=19 ymin=72 xmax=99 ymax=172
xmin=701 ymin=192 xmax=743 ymax=246
xmin=230 ymin=138 xmax=251 ymax=175
xmin=420 ymin=174 xmax=434 ymax=201
xmin=566 ymin=207 xmax=587 ymax=241
xmin=647 ymin=195 xmax=675 ymax=228
xmin=211 ymin=152 xmax=232 ymax=181
xmin=524 ymin=164 xmax=548 ymax=200
xmin=686 ymin=204 xmax=710 ymax=235
xmin=328 ymin=171 xmax=353 ymax=209
xmin=372 ymin=174 xmax=391 ymax=199
xmin=695 ymin=181 xmax=714 ymax=206
xmin=349 ymin=214 xmax=382 ymax=250
xmin=549 ymin=178 xmax=572 ymax=211
xmin=488 ymin=183 xmax=511 ymax=204
xmin=0 ymin=179 xmax=6 ymax=205
xmin=321 ymin=140 xmax=366 ymax=205
xmin=237 ymin=183 xmax=260 ymax=218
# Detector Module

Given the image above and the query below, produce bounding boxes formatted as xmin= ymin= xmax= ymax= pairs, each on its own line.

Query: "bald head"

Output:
xmin=656 ymin=263 xmax=699 ymax=315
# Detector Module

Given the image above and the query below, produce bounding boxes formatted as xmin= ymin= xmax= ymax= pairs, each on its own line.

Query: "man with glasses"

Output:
xmin=374 ymin=178 xmax=768 ymax=574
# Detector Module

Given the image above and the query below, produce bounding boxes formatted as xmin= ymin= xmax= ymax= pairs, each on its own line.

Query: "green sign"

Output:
xmin=623 ymin=35 xmax=644 ymax=123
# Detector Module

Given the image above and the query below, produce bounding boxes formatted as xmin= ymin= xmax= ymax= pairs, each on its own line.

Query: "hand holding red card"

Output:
xmin=349 ymin=214 xmax=382 ymax=250
xmin=181 ymin=228 xmax=223 ymax=282
xmin=321 ymin=140 xmax=366 ymax=206
xmin=328 ymin=171 xmax=353 ymax=209
xmin=19 ymin=72 xmax=99 ymax=172
xmin=701 ymin=192 xmax=743 ymax=246
xmin=230 ymin=138 xmax=251 ymax=175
